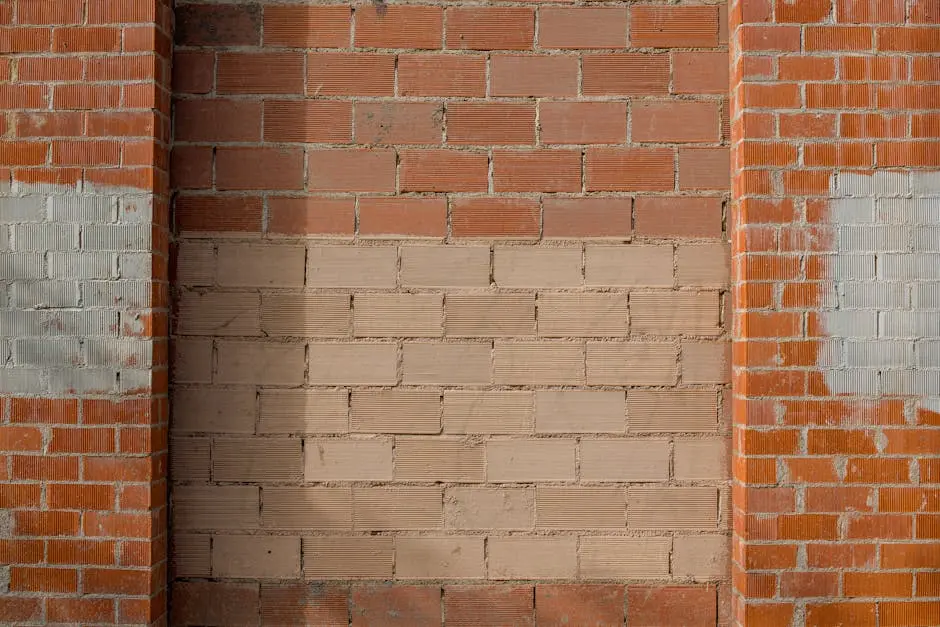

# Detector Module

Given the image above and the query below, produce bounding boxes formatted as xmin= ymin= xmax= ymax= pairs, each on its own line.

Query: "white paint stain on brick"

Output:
xmin=0 ymin=181 xmax=153 ymax=394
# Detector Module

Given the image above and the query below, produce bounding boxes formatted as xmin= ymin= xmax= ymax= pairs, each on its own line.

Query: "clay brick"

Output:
xmin=259 ymin=390 xmax=348 ymax=434
xmin=672 ymin=535 xmax=729 ymax=580
xmin=171 ymin=582 xmax=260 ymax=627
xmin=395 ymin=438 xmax=484 ymax=482
xmin=215 ymin=341 xmax=305 ymax=386
xmin=493 ymin=342 xmax=585 ymax=385
xmin=679 ymin=147 xmax=731 ymax=190
xmin=173 ymin=51 xmax=213 ymax=93
xmin=581 ymin=439 xmax=670 ymax=482
xmin=543 ymin=197 xmax=633 ymax=239
xmin=580 ymin=537 xmax=671 ymax=579
xmin=540 ymin=102 xmax=627 ymax=145
xmin=400 ymin=246 xmax=490 ymax=287
xmin=172 ymin=486 xmax=259 ymax=531
xmin=307 ymin=53 xmax=395 ymax=96
xmin=354 ymin=294 xmax=443 ymax=337
xmin=212 ymin=437 xmax=302 ymax=482
xmin=682 ymin=341 xmax=731 ymax=384
xmin=446 ymin=7 xmax=534 ymax=50
xmin=398 ymin=54 xmax=486 ymax=97
xmin=308 ymin=343 xmax=397 ymax=385
xmin=445 ymin=487 xmax=534 ymax=530
xmin=354 ymin=487 xmax=443 ymax=530
xmin=490 ymin=54 xmax=578 ymax=97
xmin=674 ymin=51 xmax=729 ymax=94
xmin=628 ymin=487 xmax=718 ymax=529
xmin=586 ymin=147 xmax=675 ymax=191
xmin=446 ymin=295 xmax=534 ymax=337
xmin=585 ymin=244 xmax=673 ymax=287
xmin=631 ymin=5 xmax=719 ymax=47
xmin=261 ymin=293 xmax=349 ymax=337
xmin=536 ymin=487 xmax=625 ymax=529
xmin=635 ymin=197 xmax=723 ymax=239
xmin=628 ymin=586 xmax=717 ymax=627
xmin=586 ymin=342 xmax=678 ymax=385
xmin=677 ymin=243 xmax=730 ymax=288
xmin=176 ymin=291 xmax=260 ymax=337
xmin=536 ymin=585 xmax=623 ymax=627
xmin=355 ymin=102 xmax=442 ymax=146
xmin=306 ymin=439 xmax=392 ymax=481
xmin=213 ymin=535 xmax=300 ymax=579
xmin=172 ymin=535 xmax=210 ymax=578
xmin=351 ymin=585 xmax=439 ymax=625
xmin=307 ymin=149 xmax=396 ymax=193
xmin=350 ymin=391 xmax=441 ymax=434
xmin=359 ymin=198 xmax=447 ymax=239
xmin=262 ymin=487 xmax=352 ymax=530
xmin=628 ymin=390 xmax=718 ymax=432
xmin=539 ymin=7 xmax=627 ymax=49
xmin=261 ymin=583 xmax=349 ymax=627
xmin=534 ymin=391 xmax=625 ymax=434
xmin=494 ymin=247 xmax=583 ymax=288
xmin=446 ymin=585 xmax=534 ymax=627
xmin=263 ymin=100 xmax=352 ymax=143
xmin=538 ymin=294 xmax=627 ymax=337
xmin=488 ymin=537 xmax=577 ymax=579
xmin=170 ymin=437 xmax=210 ymax=482
xmin=46 ymin=598 xmax=113 ymax=623
xmin=303 ymin=537 xmax=393 ymax=579
xmin=447 ymin=102 xmax=536 ymax=145
xmin=631 ymin=291 xmax=721 ymax=335
xmin=675 ymin=438 xmax=728 ymax=480
xmin=443 ymin=391 xmax=534 ymax=434
xmin=632 ymin=101 xmax=720 ymax=143
xmin=399 ymin=149 xmax=489 ymax=192
xmin=262 ymin=5 xmax=350 ymax=48
xmin=583 ymin=54 xmax=670 ymax=96
xmin=452 ymin=197 xmax=540 ymax=239
xmin=486 ymin=439 xmax=576 ymax=481
xmin=215 ymin=147 xmax=303 ymax=191
xmin=354 ymin=5 xmax=442 ymax=49
xmin=396 ymin=537 xmax=484 ymax=579
xmin=307 ymin=246 xmax=398 ymax=288
xmin=217 ymin=52 xmax=304 ymax=95
xmin=176 ymin=4 xmax=260 ymax=46
xmin=402 ymin=342 xmax=491 ymax=385
xmin=492 ymin=150 xmax=581 ymax=192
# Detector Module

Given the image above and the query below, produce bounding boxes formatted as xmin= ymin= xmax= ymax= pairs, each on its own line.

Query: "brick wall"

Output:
xmin=0 ymin=0 xmax=171 ymax=624
xmin=731 ymin=0 xmax=940 ymax=625
xmin=169 ymin=0 xmax=732 ymax=623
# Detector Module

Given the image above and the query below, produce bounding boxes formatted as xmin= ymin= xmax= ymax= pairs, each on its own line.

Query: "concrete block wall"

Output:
xmin=169 ymin=0 xmax=733 ymax=623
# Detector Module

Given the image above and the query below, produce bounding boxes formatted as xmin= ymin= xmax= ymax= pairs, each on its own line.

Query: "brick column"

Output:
xmin=731 ymin=0 xmax=940 ymax=625
xmin=0 ymin=1 xmax=171 ymax=624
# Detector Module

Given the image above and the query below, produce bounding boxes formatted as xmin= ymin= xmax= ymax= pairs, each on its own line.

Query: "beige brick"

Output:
xmin=535 ymin=390 xmax=625 ymax=433
xmin=580 ymin=438 xmax=670 ymax=482
xmin=353 ymin=487 xmax=443 ymax=530
xmin=538 ymin=293 xmax=628 ymax=337
xmin=217 ymin=243 xmax=305 ymax=287
xmin=579 ymin=537 xmax=670 ymax=579
xmin=677 ymin=243 xmax=730 ymax=287
xmin=176 ymin=292 xmax=261 ymax=336
xmin=445 ymin=487 xmax=534 ymax=530
xmin=630 ymin=291 xmax=721 ymax=336
xmin=442 ymin=391 xmax=533 ymax=434
xmin=719 ymin=487 xmax=731 ymax=532
xmin=172 ymin=338 xmax=212 ymax=383
xmin=493 ymin=247 xmax=582 ymax=288
xmin=216 ymin=341 xmax=306 ymax=385
xmin=627 ymin=487 xmax=718 ymax=529
xmin=585 ymin=245 xmax=673 ymax=287
xmin=305 ymin=438 xmax=392 ymax=481
xmin=488 ymin=537 xmax=577 ymax=580
xmin=395 ymin=537 xmax=485 ymax=579
xmin=172 ymin=534 xmax=210 ymax=578
xmin=307 ymin=246 xmax=397 ymax=288
xmin=585 ymin=342 xmax=677 ymax=385
xmin=173 ymin=486 xmax=260 ymax=531
xmin=303 ymin=537 xmax=394 ymax=579
xmin=308 ymin=343 xmax=397 ymax=385
xmin=674 ymin=438 xmax=728 ymax=480
xmin=486 ymin=439 xmax=576 ymax=482
xmin=350 ymin=390 xmax=441 ymax=434
xmin=394 ymin=438 xmax=485 ymax=482
xmin=176 ymin=242 xmax=214 ymax=285
xmin=172 ymin=389 xmax=256 ymax=434
xmin=628 ymin=390 xmax=718 ymax=432
xmin=400 ymin=246 xmax=490 ymax=287
xmin=673 ymin=535 xmax=729 ymax=580
xmin=682 ymin=341 xmax=730 ymax=384
xmin=446 ymin=294 xmax=535 ymax=337
xmin=170 ymin=437 xmax=210 ymax=482
xmin=536 ymin=487 xmax=625 ymax=529
xmin=493 ymin=341 xmax=584 ymax=385
xmin=262 ymin=487 xmax=352 ymax=530
xmin=261 ymin=293 xmax=350 ymax=337
xmin=212 ymin=437 xmax=303 ymax=482
xmin=259 ymin=389 xmax=348 ymax=434
xmin=354 ymin=294 xmax=443 ymax=337
xmin=213 ymin=535 xmax=300 ymax=579
xmin=402 ymin=342 xmax=491 ymax=385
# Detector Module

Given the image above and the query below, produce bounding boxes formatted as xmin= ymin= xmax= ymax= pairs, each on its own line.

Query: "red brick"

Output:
xmin=18 ymin=0 xmax=84 ymax=24
xmin=807 ymin=543 xmax=876 ymax=569
xmin=492 ymin=150 xmax=581 ymax=192
xmin=216 ymin=147 xmax=304 ymax=191
xmin=780 ymin=113 xmax=837 ymax=138
xmin=673 ymin=51 xmax=730 ymax=94
xmin=86 ymin=112 xmax=156 ymax=139
xmin=586 ymin=147 xmax=674 ymax=191
xmin=264 ymin=99 xmax=352 ymax=143
xmin=170 ymin=146 xmax=212 ymax=189
xmin=10 ymin=566 xmax=78 ymax=593
xmin=0 ymin=26 xmax=51 ymax=52
xmin=172 ymin=582 xmax=260 ymax=626
xmin=447 ymin=102 xmax=535 ymax=145
xmin=217 ymin=52 xmax=304 ymax=95
xmin=86 ymin=0 xmax=155 ymax=23
xmin=806 ymin=486 xmax=874 ymax=513
xmin=82 ymin=512 xmax=152 ymax=538
xmin=175 ymin=195 xmax=262 ymax=234
xmin=779 ymin=56 xmax=837 ymax=81
xmin=635 ymin=196 xmax=723 ymax=239
xmin=174 ymin=99 xmax=261 ymax=143
xmin=10 ymin=398 xmax=78 ymax=424
xmin=47 ymin=539 xmax=115 ymax=565
xmin=14 ymin=511 xmax=80 ymax=536
xmin=627 ymin=586 xmax=717 ymax=627
xmin=775 ymin=0 xmax=831 ymax=22
xmin=0 ymin=426 xmax=42 ymax=452
xmin=632 ymin=100 xmax=720 ymax=143
xmin=539 ymin=7 xmax=626 ymax=49
xmin=630 ymin=5 xmax=719 ymax=48
xmin=175 ymin=3 xmax=260 ymax=46
xmin=355 ymin=102 xmax=442 ymax=145
xmin=679 ymin=147 xmax=731 ymax=190
xmin=540 ymin=102 xmax=626 ymax=145
xmin=446 ymin=7 xmax=533 ymax=50
xmin=359 ymin=198 xmax=447 ymax=239
xmin=543 ymin=197 xmax=632 ymax=240
xmin=398 ymin=54 xmax=486 ymax=97
xmin=11 ymin=455 xmax=79 ymax=481
xmin=50 ymin=26 xmax=116 ymax=52
xmin=52 ymin=139 xmax=120 ymax=166
xmin=262 ymin=5 xmax=350 ymax=48
xmin=837 ymin=0 xmax=905 ymax=22
xmin=537 ymin=585 xmax=624 ymax=627
xmin=806 ymin=603 xmax=877 ymax=627
xmin=84 ymin=568 xmax=151 ymax=595
xmin=47 ymin=598 xmax=114 ymax=623
xmin=267 ymin=196 xmax=355 ymax=237
xmin=17 ymin=56 xmax=82 ymax=82
xmin=446 ymin=585 xmax=534 ymax=626
xmin=48 ymin=427 xmax=115 ymax=453
xmin=780 ymin=572 xmax=838 ymax=598
xmin=490 ymin=54 xmax=578 ymax=97
xmin=0 ymin=140 xmax=47 ymax=166
xmin=0 ymin=84 xmax=48 ymax=109
xmin=0 ymin=598 xmax=42 ymax=623
xmin=879 ymin=26 xmax=940 ymax=52
xmin=583 ymin=54 xmax=670 ymax=96
xmin=354 ymin=5 xmax=442 ymax=49
xmin=844 ymin=573 xmax=912 ymax=598
xmin=307 ymin=149 xmax=396 ymax=193
xmin=307 ymin=52 xmax=395 ymax=96
xmin=172 ymin=51 xmax=213 ymax=94
xmin=261 ymin=583 xmax=348 ymax=627
xmin=0 ymin=539 xmax=43 ymax=564
xmin=351 ymin=585 xmax=441 ymax=627
xmin=806 ymin=26 xmax=873 ymax=51
xmin=451 ymin=198 xmax=540 ymax=239
xmin=48 ymin=484 xmax=114 ymax=510
xmin=52 ymin=84 xmax=120 ymax=110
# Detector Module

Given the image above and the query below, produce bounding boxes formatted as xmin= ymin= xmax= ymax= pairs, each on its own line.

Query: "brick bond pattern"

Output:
xmin=0 ymin=0 xmax=172 ymax=624
xmin=731 ymin=0 xmax=940 ymax=625
xmin=168 ymin=0 xmax=733 ymax=624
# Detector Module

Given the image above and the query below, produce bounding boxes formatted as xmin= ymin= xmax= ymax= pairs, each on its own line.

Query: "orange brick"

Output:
xmin=539 ymin=7 xmax=626 ymax=49
xmin=586 ymin=147 xmax=674 ymax=191
xmin=492 ymin=150 xmax=581 ymax=192
xmin=582 ymin=54 xmax=670 ymax=96
xmin=359 ymin=197 xmax=447 ymax=239
xmin=740 ymin=24 xmax=801 ymax=51
xmin=10 ymin=567 xmax=77 ymax=593
xmin=399 ymin=149 xmax=488 ymax=192
xmin=398 ymin=54 xmax=486 ymax=97
xmin=806 ymin=26 xmax=873 ymax=50
xmin=452 ymin=198 xmax=540 ymax=239
xmin=447 ymin=102 xmax=535 ymax=145
xmin=354 ymin=5 xmax=442 ymax=49
xmin=780 ymin=113 xmax=837 ymax=138
xmin=630 ymin=6 xmax=719 ymax=47
xmin=837 ymin=0 xmax=905 ymax=22
xmin=446 ymin=7 xmax=534 ymax=50
xmin=775 ymin=0 xmax=831 ymax=22
xmin=778 ymin=57 xmax=836 ymax=81
xmin=673 ymin=51 xmax=729 ymax=94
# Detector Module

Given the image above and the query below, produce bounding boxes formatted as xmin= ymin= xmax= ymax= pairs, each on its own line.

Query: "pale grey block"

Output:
xmin=118 ymin=196 xmax=154 ymax=223
xmin=839 ymin=226 xmax=911 ymax=253
xmin=0 ymin=226 xmax=9 ymax=251
xmin=12 ymin=224 xmax=79 ymax=251
xmin=0 ymin=283 xmax=7 ymax=308
xmin=48 ymin=252 xmax=113 ymax=279
xmin=917 ymin=341 xmax=940 ymax=369
xmin=11 ymin=281 xmax=80 ymax=308
xmin=47 ymin=368 xmax=116 ymax=394
xmin=0 ymin=368 xmax=44 ymax=394
xmin=829 ymin=198 xmax=876 ymax=224
xmin=12 ymin=338 xmax=82 ymax=367
xmin=830 ymin=255 xmax=875 ymax=280
xmin=0 ymin=339 xmax=9 ymax=364
xmin=82 ymin=281 xmax=151 ymax=308
xmin=0 ymin=311 xmax=44 ymax=337
xmin=880 ymin=311 xmax=940 ymax=338
xmin=0 ymin=253 xmax=44 ymax=280
xmin=49 ymin=195 xmax=115 ymax=222
xmin=846 ymin=341 xmax=914 ymax=368
xmin=82 ymin=225 xmax=152 ymax=251
xmin=913 ymin=227 xmax=940 ymax=252
xmin=119 ymin=369 xmax=152 ymax=393
xmin=877 ymin=198 xmax=940 ymax=224
xmin=810 ymin=282 xmax=839 ymax=308
xmin=824 ymin=369 xmax=879 ymax=396
xmin=840 ymin=282 xmax=908 ymax=309
xmin=0 ymin=196 xmax=46 ymax=222
xmin=914 ymin=283 xmax=940 ymax=309
xmin=85 ymin=338 xmax=152 ymax=368
xmin=880 ymin=254 xmax=940 ymax=281
xmin=819 ymin=311 xmax=878 ymax=337
xmin=815 ymin=340 xmax=844 ymax=368
xmin=913 ymin=171 xmax=940 ymax=196
xmin=839 ymin=171 xmax=909 ymax=197
xmin=117 ymin=253 xmax=152 ymax=279
xmin=881 ymin=369 xmax=940 ymax=396
xmin=41 ymin=310 xmax=119 ymax=337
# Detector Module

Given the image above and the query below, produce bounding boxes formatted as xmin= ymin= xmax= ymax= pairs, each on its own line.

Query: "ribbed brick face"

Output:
xmin=169 ymin=0 xmax=732 ymax=618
